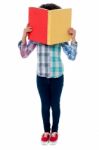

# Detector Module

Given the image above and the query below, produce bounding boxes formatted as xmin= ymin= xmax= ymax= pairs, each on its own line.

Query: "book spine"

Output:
xmin=47 ymin=11 xmax=51 ymax=45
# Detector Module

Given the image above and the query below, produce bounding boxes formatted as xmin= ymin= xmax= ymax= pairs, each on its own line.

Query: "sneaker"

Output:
xmin=41 ymin=132 xmax=50 ymax=145
xmin=49 ymin=132 xmax=58 ymax=144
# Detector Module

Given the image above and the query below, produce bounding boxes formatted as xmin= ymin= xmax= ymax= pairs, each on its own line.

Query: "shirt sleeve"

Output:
xmin=61 ymin=41 xmax=78 ymax=60
xmin=18 ymin=40 xmax=37 ymax=58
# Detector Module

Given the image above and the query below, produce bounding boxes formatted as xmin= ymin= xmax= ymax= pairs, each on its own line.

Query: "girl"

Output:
xmin=18 ymin=3 xmax=77 ymax=145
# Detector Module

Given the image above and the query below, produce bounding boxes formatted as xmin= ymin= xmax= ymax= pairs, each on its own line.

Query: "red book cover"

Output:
xmin=28 ymin=7 xmax=48 ymax=44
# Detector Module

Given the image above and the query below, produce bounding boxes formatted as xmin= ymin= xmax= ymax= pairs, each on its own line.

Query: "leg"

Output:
xmin=50 ymin=75 xmax=64 ymax=132
xmin=36 ymin=75 xmax=51 ymax=132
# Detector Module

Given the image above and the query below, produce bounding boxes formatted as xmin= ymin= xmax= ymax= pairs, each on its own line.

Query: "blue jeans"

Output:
xmin=36 ymin=75 xmax=64 ymax=132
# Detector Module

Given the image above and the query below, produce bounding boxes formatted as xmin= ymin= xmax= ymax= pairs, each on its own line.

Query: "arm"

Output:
xmin=18 ymin=40 xmax=37 ymax=58
xmin=18 ymin=26 xmax=37 ymax=58
xmin=61 ymin=28 xmax=78 ymax=60
xmin=61 ymin=41 xmax=77 ymax=60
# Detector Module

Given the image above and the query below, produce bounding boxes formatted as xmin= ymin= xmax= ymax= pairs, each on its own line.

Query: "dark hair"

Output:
xmin=39 ymin=3 xmax=62 ymax=10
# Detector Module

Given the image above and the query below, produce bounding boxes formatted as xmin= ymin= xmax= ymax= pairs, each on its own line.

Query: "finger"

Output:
xmin=68 ymin=28 xmax=73 ymax=33
xmin=27 ymin=27 xmax=32 ymax=30
xmin=68 ymin=27 xmax=74 ymax=31
xmin=27 ymin=29 xmax=32 ymax=32
xmin=26 ymin=27 xmax=32 ymax=31
xmin=68 ymin=30 xmax=73 ymax=35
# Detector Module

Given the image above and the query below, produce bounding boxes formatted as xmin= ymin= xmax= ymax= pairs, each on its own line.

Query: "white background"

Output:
xmin=0 ymin=0 xmax=99 ymax=149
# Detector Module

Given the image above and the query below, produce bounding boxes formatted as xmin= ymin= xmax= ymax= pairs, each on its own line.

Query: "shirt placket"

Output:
xmin=47 ymin=46 xmax=51 ymax=78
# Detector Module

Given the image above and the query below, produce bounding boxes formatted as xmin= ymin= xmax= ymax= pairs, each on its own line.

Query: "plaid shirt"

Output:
xmin=18 ymin=40 xmax=77 ymax=78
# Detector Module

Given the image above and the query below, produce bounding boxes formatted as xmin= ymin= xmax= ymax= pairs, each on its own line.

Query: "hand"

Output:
xmin=68 ymin=28 xmax=76 ymax=42
xmin=22 ymin=26 xmax=32 ymax=43
xmin=23 ymin=26 xmax=32 ymax=37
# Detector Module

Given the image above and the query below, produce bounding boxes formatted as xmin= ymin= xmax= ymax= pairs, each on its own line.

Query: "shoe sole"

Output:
xmin=41 ymin=141 xmax=49 ymax=145
xmin=49 ymin=141 xmax=57 ymax=145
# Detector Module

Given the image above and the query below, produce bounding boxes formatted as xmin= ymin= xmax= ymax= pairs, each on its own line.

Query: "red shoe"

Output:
xmin=41 ymin=132 xmax=50 ymax=145
xmin=49 ymin=132 xmax=58 ymax=144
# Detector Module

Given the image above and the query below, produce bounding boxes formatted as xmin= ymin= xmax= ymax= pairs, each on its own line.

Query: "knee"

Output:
xmin=42 ymin=105 xmax=50 ymax=112
xmin=51 ymin=102 xmax=60 ymax=112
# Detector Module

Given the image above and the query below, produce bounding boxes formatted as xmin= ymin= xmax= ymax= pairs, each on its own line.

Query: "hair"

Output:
xmin=39 ymin=3 xmax=62 ymax=10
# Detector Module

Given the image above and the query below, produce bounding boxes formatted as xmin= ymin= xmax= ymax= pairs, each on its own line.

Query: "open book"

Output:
xmin=28 ymin=7 xmax=72 ymax=45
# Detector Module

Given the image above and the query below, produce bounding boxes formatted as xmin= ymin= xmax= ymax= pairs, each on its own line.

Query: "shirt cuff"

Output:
xmin=18 ymin=40 xmax=26 ymax=46
xmin=71 ymin=41 xmax=78 ymax=46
